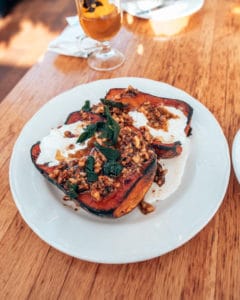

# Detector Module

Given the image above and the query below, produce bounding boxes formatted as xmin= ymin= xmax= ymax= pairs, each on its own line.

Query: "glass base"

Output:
xmin=87 ymin=44 xmax=125 ymax=71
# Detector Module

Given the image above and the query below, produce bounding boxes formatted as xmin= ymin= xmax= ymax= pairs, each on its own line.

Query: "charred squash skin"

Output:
xmin=152 ymin=141 xmax=182 ymax=159
xmin=65 ymin=111 xmax=103 ymax=124
xmin=105 ymin=88 xmax=193 ymax=158
xmin=30 ymin=112 xmax=157 ymax=218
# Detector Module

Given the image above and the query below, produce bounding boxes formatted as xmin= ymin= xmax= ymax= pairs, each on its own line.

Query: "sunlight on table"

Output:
xmin=232 ymin=6 xmax=240 ymax=15
xmin=0 ymin=19 xmax=56 ymax=67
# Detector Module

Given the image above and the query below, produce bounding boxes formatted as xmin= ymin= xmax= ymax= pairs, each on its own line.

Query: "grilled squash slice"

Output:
xmin=105 ymin=87 xmax=193 ymax=158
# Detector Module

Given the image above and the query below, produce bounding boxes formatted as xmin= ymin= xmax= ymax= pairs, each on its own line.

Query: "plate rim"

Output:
xmin=232 ymin=129 xmax=240 ymax=183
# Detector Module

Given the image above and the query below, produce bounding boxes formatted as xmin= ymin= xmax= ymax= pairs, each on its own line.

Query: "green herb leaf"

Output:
xmin=95 ymin=143 xmax=120 ymax=161
xmin=76 ymin=122 xmax=105 ymax=143
xmin=67 ymin=182 xmax=79 ymax=199
xmin=100 ymin=98 xmax=127 ymax=109
xmin=103 ymin=106 xmax=120 ymax=145
xmin=103 ymin=161 xmax=123 ymax=177
xmin=87 ymin=172 xmax=98 ymax=182
xmin=76 ymin=123 xmax=96 ymax=143
xmin=85 ymin=156 xmax=98 ymax=182
xmin=85 ymin=155 xmax=94 ymax=171
xmin=81 ymin=100 xmax=91 ymax=112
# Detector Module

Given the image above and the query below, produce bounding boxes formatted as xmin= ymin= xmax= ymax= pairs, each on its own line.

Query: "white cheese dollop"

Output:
xmin=129 ymin=107 xmax=187 ymax=144
xmin=36 ymin=121 xmax=88 ymax=166
xmin=129 ymin=106 xmax=191 ymax=203
xmin=144 ymin=139 xmax=190 ymax=203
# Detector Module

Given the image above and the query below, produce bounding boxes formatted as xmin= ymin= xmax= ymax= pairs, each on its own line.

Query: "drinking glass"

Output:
xmin=75 ymin=0 xmax=125 ymax=71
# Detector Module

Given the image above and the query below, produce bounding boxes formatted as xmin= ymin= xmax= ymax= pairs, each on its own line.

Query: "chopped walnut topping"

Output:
xmin=68 ymin=144 xmax=75 ymax=150
xmin=139 ymin=126 xmax=153 ymax=143
xmin=64 ymin=131 xmax=76 ymax=138
xmin=139 ymin=101 xmax=178 ymax=131
xmin=111 ymin=86 xmax=139 ymax=102
xmin=91 ymin=148 xmax=107 ymax=174
xmin=78 ymin=111 xmax=99 ymax=123
xmin=91 ymin=103 xmax=104 ymax=114
xmin=139 ymin=200 xmax=155 ymax=214
xmin=118 ymin=126 xmax=155 ymax=178
xmin=63 ymin=195 xmax=71 ymax=201
xmin=123 ymin=86 xmax=139 ymax=96
xmin=49 ymin=159 xmax=89 ymax=192
xmin=78 ymin=156 xmax=87 ymax=167
xmin=90 ymin=175 xmax=119 ymax=201
xmin=49 ymin=169 xmax=60 ymax=179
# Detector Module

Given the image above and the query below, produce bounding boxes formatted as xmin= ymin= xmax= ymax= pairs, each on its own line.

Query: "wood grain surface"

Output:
xmin=0 ymin=0 xmax=240 ymax=299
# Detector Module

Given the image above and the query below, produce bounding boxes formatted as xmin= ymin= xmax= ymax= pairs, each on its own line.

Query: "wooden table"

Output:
xmin=1 ymin=0 xmax=240 ymax=298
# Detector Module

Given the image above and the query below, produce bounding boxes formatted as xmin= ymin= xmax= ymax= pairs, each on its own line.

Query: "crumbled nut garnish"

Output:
xmin=78 ymin=111 xmax=100 ymax=123
xmin=63 ymin=195 xmax=70 ymax=201
xmin=90 ymin=175 xmax=117 ymax=201
xmin=139 ymin=101 xmax=178 ymax=131
xmin=49 ymin=169 xmax=60 ymax=179
xmin=139 ymin=200 xmax=155 ymax=214
xmin=111 ymin=86 xmax=139 ymax=102
xmin=64 ymin=131 xmax=76 ymax=138
xmin=91 ymin=103 xmax=104 ymax=114
xmin=118 ymin=126 xmax=155 ymax=175
xmin=68 ymin=144 xmax=75 ymax=150
xmin=123 ymin=86 xmax=139 ymax=96
xmin=78 ymin=157 xmax=87 ymax=167
xmin=91 ymin=148 xmax=107 ymax=174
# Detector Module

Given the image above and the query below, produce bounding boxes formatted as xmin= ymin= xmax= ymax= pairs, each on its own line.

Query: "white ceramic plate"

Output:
xmin=232 ymin=130 xmax=240 ymax=183
xmin=121 ymin=0 xmax=204 ymax=20
xmin=9 ymin=77 xmax=230 ymax=264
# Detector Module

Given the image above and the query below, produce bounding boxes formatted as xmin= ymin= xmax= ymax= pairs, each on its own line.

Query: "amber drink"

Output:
xmin=75 ymin=0 xmax=124 ymax=71
xmin=80 ymin=5 xmax=121 ymax=41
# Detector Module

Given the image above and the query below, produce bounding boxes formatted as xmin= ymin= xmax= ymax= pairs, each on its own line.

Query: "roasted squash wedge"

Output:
xmin=31 ymin=142 xmax=157 ymax=217
xmin=105 ymin=87 xmax=193 ymax=158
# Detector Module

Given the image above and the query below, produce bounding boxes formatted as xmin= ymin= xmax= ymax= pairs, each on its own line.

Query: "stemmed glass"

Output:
xmin=75 ymin=0 xmax=125 ymax=71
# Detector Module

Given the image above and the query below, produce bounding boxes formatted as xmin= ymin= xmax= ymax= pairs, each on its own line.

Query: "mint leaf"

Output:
xmin=100 ymin=98 xmax=127 ymax=109
xmin=76 ymin=121 xmax=105 ymax=143
xmin=81 ymin=100 xmax=91 ymax=112
xmin=103 ymin=106 xmax=120 ymax=145
xmin=103 ymin=161 xmax=123 ymax=177
xmin=85 ymin=156 xmax=98 ymax=182
xmin=67 ymin=182 xmax=79 ymax=199
xmin=95 ymin=143 xmax=120 ymax=161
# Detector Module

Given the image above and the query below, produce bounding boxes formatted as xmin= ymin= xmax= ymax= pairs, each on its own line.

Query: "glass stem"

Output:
xmin=100 ymin=41 xmax=111 ymax=53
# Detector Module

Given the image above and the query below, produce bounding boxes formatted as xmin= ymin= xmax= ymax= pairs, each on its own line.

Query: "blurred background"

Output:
xmin=0 ymin=0 xmax=75 ymax=101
